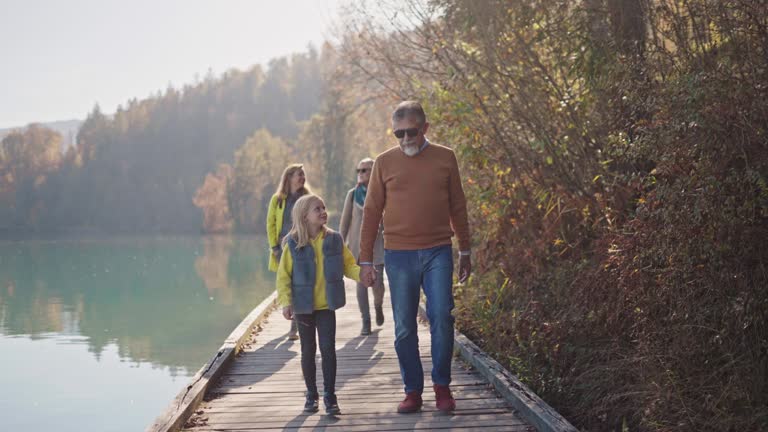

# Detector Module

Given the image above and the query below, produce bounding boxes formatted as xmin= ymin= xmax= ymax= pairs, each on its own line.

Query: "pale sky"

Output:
xmin=0 ymin=0 xmax=345 ymax=128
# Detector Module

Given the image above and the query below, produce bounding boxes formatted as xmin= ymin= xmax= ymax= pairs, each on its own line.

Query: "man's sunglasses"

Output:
xmin=356 ymin=168 xmax=370 ymax=174
xmin=393 ymin=127 xmax=421 ymax=139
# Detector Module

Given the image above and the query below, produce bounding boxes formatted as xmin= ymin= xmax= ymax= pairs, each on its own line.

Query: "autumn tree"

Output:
xmin=229 ymin=128 xmax=292 ymax=232
xmin=193 ymin=164 xmax=234 ymax=233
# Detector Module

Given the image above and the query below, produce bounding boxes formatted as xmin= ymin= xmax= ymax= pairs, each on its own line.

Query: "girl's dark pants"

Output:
xmin=295 ymin=309 xmax=336 ymax=399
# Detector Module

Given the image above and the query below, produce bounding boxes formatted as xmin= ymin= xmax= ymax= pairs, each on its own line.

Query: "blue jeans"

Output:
xmin=385 ymin=244 xmax=454 ymax=394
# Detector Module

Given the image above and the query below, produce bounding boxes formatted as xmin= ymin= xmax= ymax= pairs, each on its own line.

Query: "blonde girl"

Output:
xmin=276 ymin=194 xmax=360 ymax=415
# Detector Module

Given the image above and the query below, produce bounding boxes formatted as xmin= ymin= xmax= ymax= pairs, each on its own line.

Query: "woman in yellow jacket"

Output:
xmin=267 ymin=163 xmax=311 ymax=340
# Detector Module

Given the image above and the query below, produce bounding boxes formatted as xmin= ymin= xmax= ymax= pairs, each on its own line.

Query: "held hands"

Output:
xmin=360 ymin=265 xmax=377 ymax=287
xmin=282 ymin=305 xmax=293 ymax=320
xmin=458 ymin=254 xmax=472 ymax=284
xmin=272 ymin=247 xmax=282 ymax=259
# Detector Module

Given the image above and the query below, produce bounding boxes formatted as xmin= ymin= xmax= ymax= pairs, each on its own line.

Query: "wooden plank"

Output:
xmin=228 ymin=357 xmax=437 ymax=365
xmin=191 ymin=416 xmax=525 ymax=429
xmin=199 ymin=390 xmax=498 ymax=404
xmin=188 ymin=427 xmax=529 ymax=432
xmin=209 ymin=383 xmax=488 ymax=395
xmin=224 ymin=365 xmax=414 ymax=378
xmin=201 ymin=385 xmax=494 ymax=402
xmin=198 ymin=405 xmax=513 ymax=415
xmin=232 ymin=352 xmax=426 ymax=358
xmin=196 ymin=410 xmax=518 ymax=420
xmin=215 ymin=371 xmax=481 ymax=384
xmin=199 ymin=412 xmax=525 ymax=424
xmin=199 ymin=397 xmax=510 ymax=410
xmin=209 ymin=384 xmax=484 ymax=393
xmin=226 ymin=359 xmax=404 ymax=365
xmin=234 ymin=351 xmax=408 ymax=359
xmin=203 ymin=392 xmax=503 ymax=406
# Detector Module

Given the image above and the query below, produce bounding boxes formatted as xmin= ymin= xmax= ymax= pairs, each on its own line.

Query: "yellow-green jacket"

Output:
xmin=266 ymin=194 xmax=285 ymax=272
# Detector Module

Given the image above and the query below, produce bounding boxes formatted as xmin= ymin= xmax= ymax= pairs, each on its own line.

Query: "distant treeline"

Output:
xmin=0 ymin=44 xmax=392 ymax=234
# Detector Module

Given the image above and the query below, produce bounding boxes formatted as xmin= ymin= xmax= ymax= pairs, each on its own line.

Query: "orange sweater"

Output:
xmin=359 ymin=142 xmax=470 ymax=262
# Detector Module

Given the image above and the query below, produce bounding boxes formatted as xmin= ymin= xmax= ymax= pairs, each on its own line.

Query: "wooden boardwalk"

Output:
xmin=181 ymin=280 xmax=533 ymax=431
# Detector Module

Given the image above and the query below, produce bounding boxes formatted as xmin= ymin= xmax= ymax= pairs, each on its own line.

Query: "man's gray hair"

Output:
xmin=358 ymin=157 xmax=375 ymax=166
xmin=392 ymin=100 xmax=426 ymax=124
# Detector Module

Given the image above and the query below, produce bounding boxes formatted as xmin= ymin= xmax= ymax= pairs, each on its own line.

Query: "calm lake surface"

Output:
xmin=0 ymin=236 xmax=275 ymax=431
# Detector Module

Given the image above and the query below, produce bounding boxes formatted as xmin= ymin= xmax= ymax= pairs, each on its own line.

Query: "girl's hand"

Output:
xmin=272 ymin=247 xmax=282 ymax=258
xmin=282 ymin=305 xmax=293 ymax=320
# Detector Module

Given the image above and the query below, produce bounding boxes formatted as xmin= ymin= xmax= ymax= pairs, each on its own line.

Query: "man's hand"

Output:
xmin=360 ymin=265 xmax=377 ymax=287
xmin=458 ymin=254 xmax=472 ymax=283
xmin=282 ymin=305 xmax=293 ymax=320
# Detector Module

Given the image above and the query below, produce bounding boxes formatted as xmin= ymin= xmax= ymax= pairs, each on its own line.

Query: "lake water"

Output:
xmin=0 ymin=236 xmax=276 ymax=431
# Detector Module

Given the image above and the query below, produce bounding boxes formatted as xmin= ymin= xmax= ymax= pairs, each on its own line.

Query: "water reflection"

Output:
xmin=0 ymin=236 xmax=274 ymax=375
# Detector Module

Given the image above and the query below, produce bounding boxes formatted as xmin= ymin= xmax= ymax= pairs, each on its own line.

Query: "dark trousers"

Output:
xmin=296 ymin=309 xmax=336 ymax=399
xmin=356 ymin=263 xmax=385 ymax=322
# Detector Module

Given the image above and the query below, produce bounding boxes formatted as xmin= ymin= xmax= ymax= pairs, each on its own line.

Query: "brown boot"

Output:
xmin=397 ymin=391 xmax=423 ymax=413
xmin=434 ymin=384 xmax=456 ymax=412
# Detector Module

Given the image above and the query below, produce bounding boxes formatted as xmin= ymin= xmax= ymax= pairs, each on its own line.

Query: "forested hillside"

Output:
xmin=0 ymin=45 xmax=393 ymax=234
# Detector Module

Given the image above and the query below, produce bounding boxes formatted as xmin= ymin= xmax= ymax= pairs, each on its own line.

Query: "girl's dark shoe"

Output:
xmin=375 ymin=305 xmax=384 ymax=326
xmin=304 ymin=395 xmax=319 ymax=413
xmin=324 ymin=394 xmax=341 ymax=415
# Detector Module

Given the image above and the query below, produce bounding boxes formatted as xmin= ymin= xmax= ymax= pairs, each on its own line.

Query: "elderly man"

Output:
xmin=339 ymin=157 xmax=386 ymax=336
xmin=359 ymin=101 xmax=471 ymax=413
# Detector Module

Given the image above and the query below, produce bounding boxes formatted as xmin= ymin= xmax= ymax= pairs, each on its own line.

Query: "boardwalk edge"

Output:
xmin=418 ymin=304 xmax=578 ymax=432
xmin=146 ymin=290 xmax=278 ymax=432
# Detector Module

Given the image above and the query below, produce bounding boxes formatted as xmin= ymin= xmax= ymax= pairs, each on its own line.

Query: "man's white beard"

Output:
xmin=401 ymin=143 xmax=420 ymax=157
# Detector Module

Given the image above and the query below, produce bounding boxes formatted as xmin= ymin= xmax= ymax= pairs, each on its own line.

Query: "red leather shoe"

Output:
xmin=397 ymin=391 xmax=423 ymax=413
xmin=434 ymin=384 xmax=456 ymax=412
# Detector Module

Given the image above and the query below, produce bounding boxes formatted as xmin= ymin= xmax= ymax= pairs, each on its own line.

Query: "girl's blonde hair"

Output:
xmin=275 ymin=163 xmax=312 ymax=206
xmin=283 ymin=194 xmax=326 ymax=249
